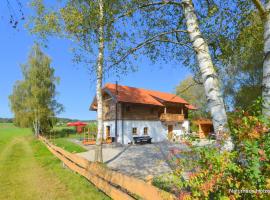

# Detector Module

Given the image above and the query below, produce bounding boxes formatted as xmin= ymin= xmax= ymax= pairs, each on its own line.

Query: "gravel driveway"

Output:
xmin=76 ymin=141 xmax=191 ymax=180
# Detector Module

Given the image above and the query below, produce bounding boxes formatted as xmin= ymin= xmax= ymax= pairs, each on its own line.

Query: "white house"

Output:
xmin=90 ymin=83 xmax=197 ymax=144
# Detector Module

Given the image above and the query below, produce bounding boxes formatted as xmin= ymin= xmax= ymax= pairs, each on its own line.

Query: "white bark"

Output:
xmin=33 ymin=107 xmax=40 ymax=137
xmin=33 ymin=121 xmax=37 ymax=136
xmin=182 ymin=0 xmax=232 ymax=150
xmin=95 ymin=0 xmax=104 ymax=162
xmin=262 ymin=2 xmax=270 ymax=117
xmin=33 ymin=117 xmax=40 ymax=137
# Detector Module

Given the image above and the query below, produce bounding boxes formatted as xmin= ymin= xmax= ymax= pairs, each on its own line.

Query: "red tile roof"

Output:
xmin=91 ymin=83 xmax=197 ymax=110
xmin=185 ymin=104 xmax=197 ymax=110
xmin=104 ymin=83 xmax=163 ymax=106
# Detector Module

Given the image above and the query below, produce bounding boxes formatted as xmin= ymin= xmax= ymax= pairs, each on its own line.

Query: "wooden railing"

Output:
xmin=39 ymin=136 xmax=176 ymax=200
xmin=160 ymin=113 xmax=185 ymax=122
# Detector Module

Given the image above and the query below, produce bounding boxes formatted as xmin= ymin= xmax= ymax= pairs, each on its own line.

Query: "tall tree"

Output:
xmin=29 ymin=0 xmax=129 ymax=162
xmin=9 ymin=80 xmax=30 ymax=127
xmin=249 ymin=0 xmax=270 ymax=117
xmin=103 ymin=0 xmax=234 ymax=150
xmin=95 ymin=0 xmax=104 ymax=162
xmin=111 ymin=0 xmax=229 ymax=134
xmin=218 ymin=11 xmax=263 ymax=110
xmin=9 ymin=44 xmax=63 ymax=136
xmin=182 ymin=0 xmax=228 ymax=133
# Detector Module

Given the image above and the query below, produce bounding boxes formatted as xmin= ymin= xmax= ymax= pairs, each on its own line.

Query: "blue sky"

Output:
xmin=0 ymin=1 xmax=191 ymax=120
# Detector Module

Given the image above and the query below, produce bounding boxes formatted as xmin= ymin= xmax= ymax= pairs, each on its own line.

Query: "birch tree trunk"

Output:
xmin=262 ymin=2 xmax=270 ymax=117
xmin=94 ymin=0 xmax=104 ymax=163
xmin=33 ymin=119 xmax=40 ymax=137
xmin=33 ymin=119 xmax=39 ymax=137
xmin=182 ymin=0 xmax=232 ymax=150
xmin=33 ymin=109 xmax=40 ymax=137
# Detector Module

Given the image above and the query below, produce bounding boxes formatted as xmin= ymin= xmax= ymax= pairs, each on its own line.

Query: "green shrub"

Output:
xmin=189 ymin=122 xmax=199 ymax=133
xmin=163 ymin=98 xmax=270 ymax=199
xmin=46 ymin=128 xmax=76 ymax=138
xmin=152 ymin=173 xmax=183 ymax=194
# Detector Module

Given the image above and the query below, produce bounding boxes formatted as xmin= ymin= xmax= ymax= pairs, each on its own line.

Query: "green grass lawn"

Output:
xmin=0 ymin=123 xmax=109 ymax=200
xmin=52 ymin=137 xmax=86 ymax=153
xmin=48 ymin=126 xmax=87 ymax=153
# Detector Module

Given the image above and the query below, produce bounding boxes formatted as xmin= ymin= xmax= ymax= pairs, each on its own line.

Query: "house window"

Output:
xmin=132 ymin=127 xmax=137 ymax=135
xmin=143 ymin=127 xmax=148 ymax=135
xmin=126 ymin=105 xmax=131 ymax=112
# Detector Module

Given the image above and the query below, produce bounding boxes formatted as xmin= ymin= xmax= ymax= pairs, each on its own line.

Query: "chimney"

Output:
xmin=115 ymin=81 xmax=118 ymax=143
xmin=116 ymin=81 xmax=118 ymax=95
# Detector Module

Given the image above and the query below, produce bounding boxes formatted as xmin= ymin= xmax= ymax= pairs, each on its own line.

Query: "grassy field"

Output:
xmin=0 ymin=123 xmax=109 ymax=200
xmin=53 ymin=137 xmax=86 ymax=153
xmin=47 ymin=126 xmax=87 ymax=153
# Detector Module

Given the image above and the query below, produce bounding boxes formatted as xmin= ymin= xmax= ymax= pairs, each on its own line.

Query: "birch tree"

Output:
xmin=105 ymin=0 xmax=233 ymax=149
xmin=9 ymin=44 xmax=63 ymax=136
xmin=181 ymin=0 xmax=228 ymax=133
xmin=29 ymin=0 xmax=129 ymax=162
xmin=111 ymin=1 xmax=229 ymax=133
xmin=250 ymin=0 xmax=270 ymax=117
xmin=95 ymin=0 xmax=104 ymax=162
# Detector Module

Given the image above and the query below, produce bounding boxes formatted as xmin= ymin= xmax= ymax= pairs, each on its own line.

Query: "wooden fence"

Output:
xmin=39 ymin=136 xmax=176 ymax=200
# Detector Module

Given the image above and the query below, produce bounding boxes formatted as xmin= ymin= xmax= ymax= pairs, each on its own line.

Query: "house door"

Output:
xmin=168 ymin=125 xmax=173 ymax=140
xmin=106 ymin=126 xmax=110 ymax=139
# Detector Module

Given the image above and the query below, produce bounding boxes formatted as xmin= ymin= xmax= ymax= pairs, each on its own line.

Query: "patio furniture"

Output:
xmin=133 ymin=136 xmax=152 ymax=144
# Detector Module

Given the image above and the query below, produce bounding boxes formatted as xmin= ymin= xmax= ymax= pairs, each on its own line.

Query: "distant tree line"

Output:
xmin=0 ymin=116 xmax=95 ymax=126
xmin=55 ymin=118 xmax=96 ymax=127
xmin=0 ymin=118 xmax=13 ymax=123
xmin=56 ymin=118 xmax=96 ymax=124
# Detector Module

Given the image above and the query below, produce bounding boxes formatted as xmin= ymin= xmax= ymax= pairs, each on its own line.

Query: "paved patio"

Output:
xmin=73 ymin=139 xmax=214 ymax=180
xmin=75 ymin=141 xmax=189 ymax=179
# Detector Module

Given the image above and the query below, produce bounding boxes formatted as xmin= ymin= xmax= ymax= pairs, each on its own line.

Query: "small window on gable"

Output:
xmin=126 ymin=105 xmax=131 ymax=112
xmin=143 ymin=127 xmax=148 ymax=135
xmin=132 ymin=127 xmax=137 ymax=135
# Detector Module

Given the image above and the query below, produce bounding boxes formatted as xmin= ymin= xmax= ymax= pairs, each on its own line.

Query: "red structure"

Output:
xmin=67 ymin=121 xmax=87 ymax=133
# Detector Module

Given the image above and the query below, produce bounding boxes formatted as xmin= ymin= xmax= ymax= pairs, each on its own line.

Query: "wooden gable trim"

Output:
xmin=90 ymin=89 xmax=117 ymax=111
xmin=103 ymin=88 xmax=117 ymax=103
